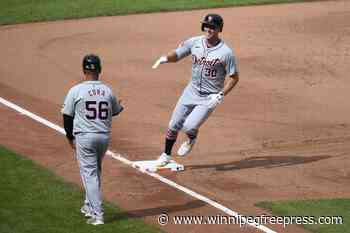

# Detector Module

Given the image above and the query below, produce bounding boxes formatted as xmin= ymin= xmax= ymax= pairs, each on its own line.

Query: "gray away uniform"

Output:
xmin=169 ymin=35 xmax=238 ymax=136
xmin=62 ymin=80 xmax=123 ymax=218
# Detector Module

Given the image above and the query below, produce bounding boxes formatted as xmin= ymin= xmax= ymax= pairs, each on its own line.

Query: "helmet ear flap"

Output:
xmin=201 ymin=14 xmax=209 ymax=32
xmin=201 ymin=23 xmax=205 ymax=32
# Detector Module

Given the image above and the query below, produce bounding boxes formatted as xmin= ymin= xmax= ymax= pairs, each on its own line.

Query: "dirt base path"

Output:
xmin=1 ymin=1 xmax=350 ymax=232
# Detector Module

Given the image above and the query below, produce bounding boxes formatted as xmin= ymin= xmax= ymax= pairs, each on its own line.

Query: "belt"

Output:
xmin=74 ymin=131 xmax=110 ymax=135
xmin=198 ymin=91 xmax=215 ymax=96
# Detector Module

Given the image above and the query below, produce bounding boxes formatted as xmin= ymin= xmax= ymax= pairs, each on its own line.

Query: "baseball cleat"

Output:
xmin=156 ymin=152 xmax=171 ymax=167
xmin=177 ymin=139 xmax=196 ymax=157
xmin=80 ymin=205 xmax=93 ymax=218
xmin=86 ymin=216 xmax=104 ymax=225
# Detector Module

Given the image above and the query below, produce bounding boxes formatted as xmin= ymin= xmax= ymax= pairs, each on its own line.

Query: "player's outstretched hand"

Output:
xmin=152 ymin=56 xmax=168 ymax=69
xmin=208 ymin=92 xmax=224 ymax=109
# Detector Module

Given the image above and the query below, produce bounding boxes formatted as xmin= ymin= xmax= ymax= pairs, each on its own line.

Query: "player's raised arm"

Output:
xmin=152 ymin=50 xmax=178 ymax=69
xmin=152 ymin=37 xmax=196 ymax=69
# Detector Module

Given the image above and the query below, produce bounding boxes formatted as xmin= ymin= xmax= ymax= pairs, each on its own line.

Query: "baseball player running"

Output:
xmin=152 ymin=14 xmax=239 ymax=166
xmin=62 ymin=54 xmax=123 ymax=225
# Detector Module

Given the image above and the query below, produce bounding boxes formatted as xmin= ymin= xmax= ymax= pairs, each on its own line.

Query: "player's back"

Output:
xmin=71 ymin=81 xmax=116 ymax=134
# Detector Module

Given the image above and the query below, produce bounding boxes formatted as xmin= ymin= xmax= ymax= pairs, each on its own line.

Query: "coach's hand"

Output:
xmin=152 ymin=56 xmax=168 ymax=69
xmin=208 ymin=92 xmax=224 ymax=109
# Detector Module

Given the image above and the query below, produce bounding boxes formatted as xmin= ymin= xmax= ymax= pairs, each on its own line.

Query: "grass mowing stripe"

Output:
xmin=0 ymin=145 xmax=161 ymax=233
xmin=256 ymin=199 xmax=349 ymax=233
xmin=1 ymin=0 xmax=311 ymax=25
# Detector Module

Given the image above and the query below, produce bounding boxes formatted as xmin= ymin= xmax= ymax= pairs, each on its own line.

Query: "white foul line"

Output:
xmin=0 ymin=96 xmax=276 ymax=233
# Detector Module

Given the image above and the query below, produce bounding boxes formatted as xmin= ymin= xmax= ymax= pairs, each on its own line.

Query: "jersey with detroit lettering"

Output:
xmin=176 ymin=35 xmax=238 ymax=94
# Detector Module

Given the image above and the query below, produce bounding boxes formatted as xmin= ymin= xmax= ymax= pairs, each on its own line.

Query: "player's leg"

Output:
xmin=75 ymin=133 xmax=104 ymax=225
xmin=81 ymin=189 xmax=92 ymax=218
xmin=75 ymin=136 xmax=93 ymax=217
xmin=156 ymin=92 xmax=194 ymax=166
xmin=85 ymin=133 xmax=109 ymax=225
xmin=166 ymin=102 xmax=194 ymax=154
xmin=178 ymin=104 xmax=214 ymax=156
xmin=96 ymin=134 xmax=109 ymax=186
xmin=80 ymin=179 xmax=92 ymax=218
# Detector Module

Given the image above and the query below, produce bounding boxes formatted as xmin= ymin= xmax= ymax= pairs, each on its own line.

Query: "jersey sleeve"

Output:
xmin=225 ymin=52 xmax=238 ymax=77
xmin=111 ymin=95 xmax=123 ymax=116
xmin=175 ymin=37 xmax=197 ymax=60
xmin=61 ymin=86 xmax=77 ymax=117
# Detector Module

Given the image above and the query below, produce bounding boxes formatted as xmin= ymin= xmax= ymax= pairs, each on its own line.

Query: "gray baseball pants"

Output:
xmin=169 ymin=84 xmax=214 ymax=136
xmin=75 ymin=132 xmax=109 ymax=218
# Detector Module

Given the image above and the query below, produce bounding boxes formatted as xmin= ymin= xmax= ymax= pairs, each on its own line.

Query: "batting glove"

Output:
xmin=208 ymin=91 xmax=224 ymax=109
xmin=152 ymin=56 xmax=168 ymax=69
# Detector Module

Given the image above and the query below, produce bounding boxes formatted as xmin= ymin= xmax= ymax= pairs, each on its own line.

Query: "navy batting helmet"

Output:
xmin=201 ymin=14 xmax=224 ymax=32
xmin=82 ymin=54 xmax=101 ymax=74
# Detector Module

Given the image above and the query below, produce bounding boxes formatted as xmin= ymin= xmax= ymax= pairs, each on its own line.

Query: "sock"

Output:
xmin=165 ymin=138 xmax=176 ymax=155
xmin=164 ymin=129 xmax=178 ymax=155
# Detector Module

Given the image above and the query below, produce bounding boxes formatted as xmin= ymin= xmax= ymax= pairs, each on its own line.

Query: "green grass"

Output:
xmin=0 ymin=145 xmax=161 ymax=233
xmin=1 ymin=0 xmax=310 ymax=25
xmin=256 ymin=199 xmax=349 ymax=233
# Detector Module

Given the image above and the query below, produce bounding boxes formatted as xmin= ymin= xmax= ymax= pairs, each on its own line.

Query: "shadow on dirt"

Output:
xmin=106 ymin=200 xmax=205 ymax=222
xmin=186 ymin=155 xmax=331 ymax=171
